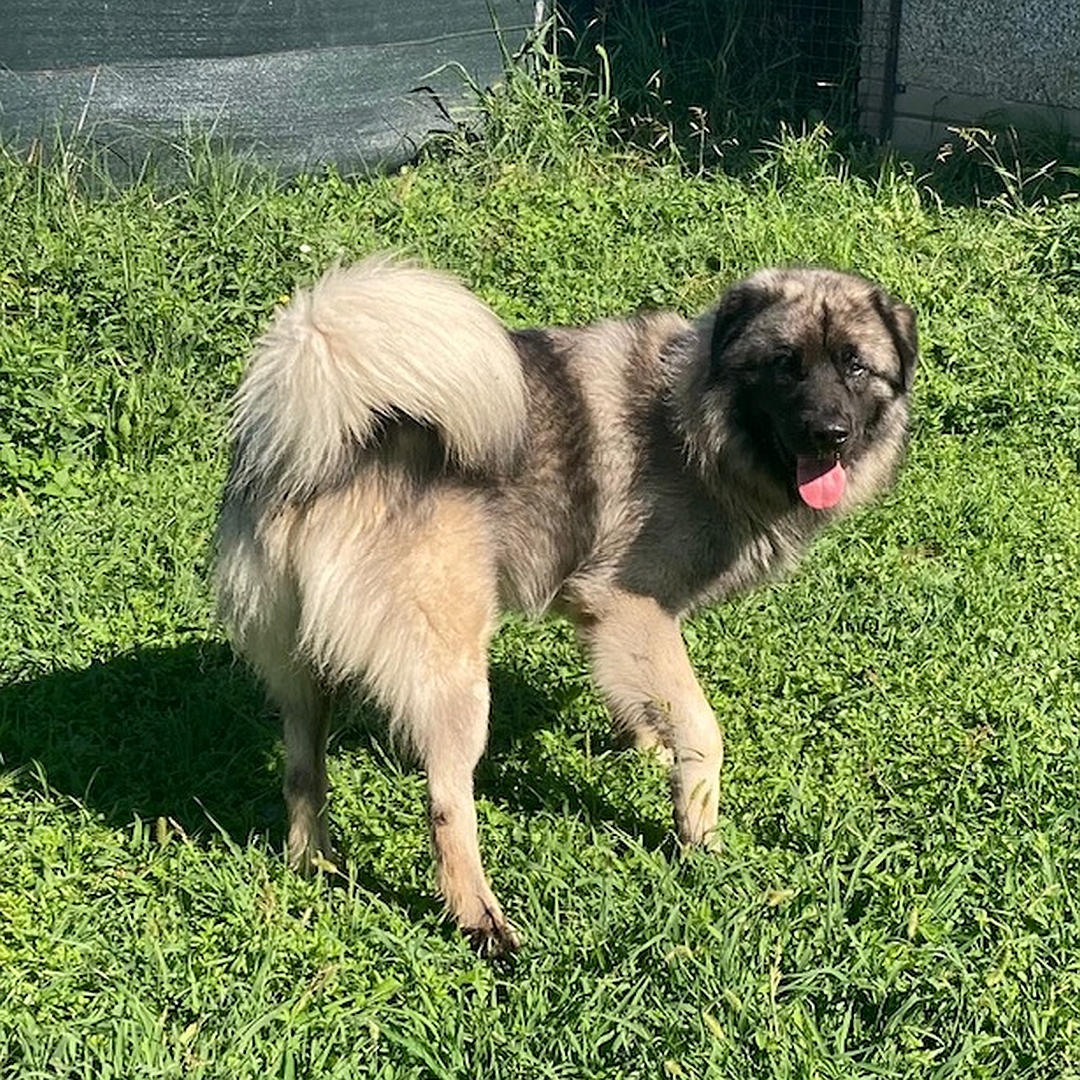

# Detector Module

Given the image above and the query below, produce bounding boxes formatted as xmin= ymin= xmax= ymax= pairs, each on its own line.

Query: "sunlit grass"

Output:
xmin=1 ymin=108 xmax=1079 ymax=1078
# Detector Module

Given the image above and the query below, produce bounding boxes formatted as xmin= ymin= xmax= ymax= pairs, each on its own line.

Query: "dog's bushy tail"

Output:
xmin=228 ymin=256 xmax=528 ymax=500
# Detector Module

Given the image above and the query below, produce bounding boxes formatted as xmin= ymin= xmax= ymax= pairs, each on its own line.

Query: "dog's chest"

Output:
xmin=696 ymin=517 xmax=807 ymax=605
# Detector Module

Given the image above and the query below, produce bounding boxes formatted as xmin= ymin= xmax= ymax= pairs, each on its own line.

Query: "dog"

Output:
xmin=214 ymin=255 xmax=917 ymax=953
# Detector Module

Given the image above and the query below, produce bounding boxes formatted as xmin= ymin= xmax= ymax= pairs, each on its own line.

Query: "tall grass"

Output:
xmin=2 ymin=50 xmax=1080 ymax=1079
xmin=559 ymin=0 xmax=863 ymax=167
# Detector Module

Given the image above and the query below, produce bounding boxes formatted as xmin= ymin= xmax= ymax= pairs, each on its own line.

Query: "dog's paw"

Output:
xmin=287 ymin=836 xmax=345 ymax=878
xmin=613 ymin=724 xmax=676 ymax=768
xmin=463 ymin=911 xmax=522 ymax=958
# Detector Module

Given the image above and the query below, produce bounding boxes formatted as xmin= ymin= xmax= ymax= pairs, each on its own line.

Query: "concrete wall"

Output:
xmin=860 ymin=0 xmax=1080 ymax=153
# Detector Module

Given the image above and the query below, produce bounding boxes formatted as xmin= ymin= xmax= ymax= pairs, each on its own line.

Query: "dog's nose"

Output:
xmin=812 ymin=421 xmax=850 ymax=451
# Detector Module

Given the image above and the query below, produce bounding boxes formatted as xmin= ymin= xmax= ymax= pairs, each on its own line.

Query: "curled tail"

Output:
xmin=227 ymin=255 xmax=528 ymax=500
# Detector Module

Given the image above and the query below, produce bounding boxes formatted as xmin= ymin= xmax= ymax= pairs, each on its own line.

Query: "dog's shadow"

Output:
xmin=0 ymin=641 xmax=279 ymax=842
xmin=0 ymin=634 xmax=667 ymax=911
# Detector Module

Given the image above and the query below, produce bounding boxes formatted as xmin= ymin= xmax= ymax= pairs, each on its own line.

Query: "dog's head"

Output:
xmin=708 ymin=267 xmax=918 ymax=510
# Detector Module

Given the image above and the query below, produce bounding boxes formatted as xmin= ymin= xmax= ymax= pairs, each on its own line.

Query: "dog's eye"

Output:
xmin=775 ymin=347 xmax=803 ymax=378
xmin=843 ymin=350 xmax=867 ymax=378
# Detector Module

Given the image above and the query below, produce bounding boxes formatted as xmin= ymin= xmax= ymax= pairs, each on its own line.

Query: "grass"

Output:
xmin=2 ymin=84 xmax=1080 ymax=1078
xmin=558 ymin=0 xmax=863 ymax=168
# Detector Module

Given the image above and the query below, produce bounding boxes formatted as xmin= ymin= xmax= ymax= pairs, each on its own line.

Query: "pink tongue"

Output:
xmin=797 ymin=456 xmax=847 ymax=510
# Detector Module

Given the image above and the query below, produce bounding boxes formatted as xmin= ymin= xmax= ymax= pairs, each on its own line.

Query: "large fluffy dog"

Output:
xmin=215 ymin=256 xmax=917 ymax=953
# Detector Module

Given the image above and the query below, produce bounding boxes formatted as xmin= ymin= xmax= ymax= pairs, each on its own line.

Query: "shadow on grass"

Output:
xmin=0 ymin=641 xmax=279 ymax=843
xmin=0 ymin=634 xmax=666 ymax=887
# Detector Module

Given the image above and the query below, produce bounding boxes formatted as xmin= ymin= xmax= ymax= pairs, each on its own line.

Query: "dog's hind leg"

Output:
xmin=376 ymin=583 xmax=519 ymax=950
xmin=294 ymin=487 xmax=519 ymax=953
xmin=216 ymin=504 xmax=339 ymax=872
xmin=379 ymin=510 xmax=519 ymax=954
xmin=243 ymin=616 xmax=337 ymax=873
xmin=578 ymin=593 xmax=724 ymax=848
xmin=413 ymin=671 xmax=520 ymax=955
xmin=278 ymin=672 xmax=336 ymax=872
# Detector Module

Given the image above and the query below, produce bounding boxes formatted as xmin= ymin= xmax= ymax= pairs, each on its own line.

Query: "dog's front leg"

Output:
xmin=578 ymin=594 xmax=724 ymax=846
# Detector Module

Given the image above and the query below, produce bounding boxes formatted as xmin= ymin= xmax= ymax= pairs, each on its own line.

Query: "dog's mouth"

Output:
xmin=769 ymin=427 xmax=849 ymax=510
xmin=795 ymin=454 xmax=847 ymax=510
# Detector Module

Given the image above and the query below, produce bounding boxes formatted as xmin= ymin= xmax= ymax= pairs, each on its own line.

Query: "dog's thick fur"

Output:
xmin=215 ymin=256 xmax=917 ymax=953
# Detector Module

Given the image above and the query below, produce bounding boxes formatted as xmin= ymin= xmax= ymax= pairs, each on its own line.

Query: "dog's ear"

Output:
xmin=872 ymin=291 xmax=919 ymax=393
xmin=709 ymin=277 xmax=776 ymax=377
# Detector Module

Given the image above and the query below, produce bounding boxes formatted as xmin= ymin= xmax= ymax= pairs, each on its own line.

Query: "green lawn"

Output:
xmin=1 ymin=118 xmax=1079 ymax=1078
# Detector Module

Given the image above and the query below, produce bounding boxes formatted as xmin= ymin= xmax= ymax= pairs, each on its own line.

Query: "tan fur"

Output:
xmin=577 ymin=593 xmax=724 ymax=847
xmin=215 ymin=255 xmax=917 ymax=954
